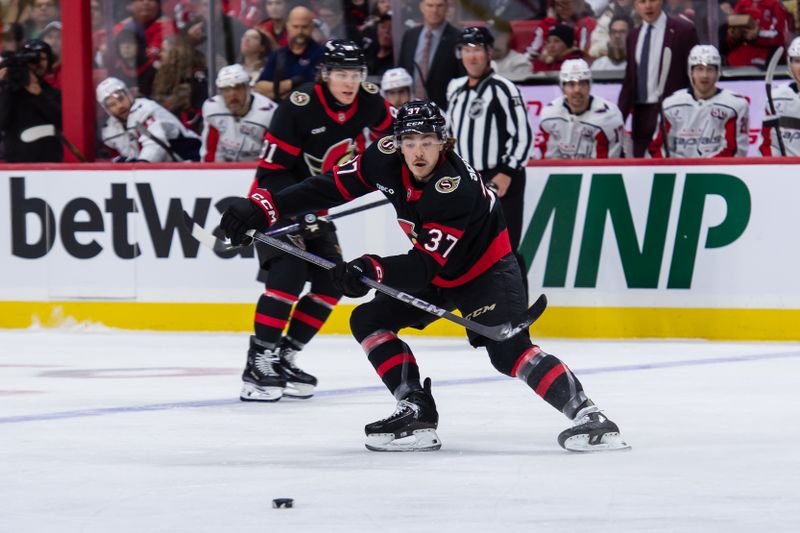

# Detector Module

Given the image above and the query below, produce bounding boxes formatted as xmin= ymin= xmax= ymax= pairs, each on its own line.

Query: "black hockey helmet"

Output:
xmin=322 ymin=39 xmax=366 ymax=69
xmin=394 ymin=100 xmax=447 ymax=143
xmin=457 ymin=26 xmax=494 ymax=51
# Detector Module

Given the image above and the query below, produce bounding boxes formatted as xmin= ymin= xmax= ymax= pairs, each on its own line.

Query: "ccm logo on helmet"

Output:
xmin=251 ymin=191 xmax=279 ymax=225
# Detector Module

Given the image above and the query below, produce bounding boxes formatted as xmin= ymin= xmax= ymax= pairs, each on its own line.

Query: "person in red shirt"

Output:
xmin=532 ymin=24 xmax=585 ymax=72
xmin=113 ymin=0 xmax=176 ymax=68
xmin=257 ymin=0 xmax=289 ymax=49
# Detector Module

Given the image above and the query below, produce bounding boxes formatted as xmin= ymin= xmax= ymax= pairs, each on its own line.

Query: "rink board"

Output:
xmin=1 ymin=160 xmax=799 ymax=339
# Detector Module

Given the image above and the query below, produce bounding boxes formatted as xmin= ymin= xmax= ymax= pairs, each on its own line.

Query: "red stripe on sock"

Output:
xmin=310 ymin=293 xmax=339 ymax=306
xmin=535 ymin=364 xmax=566 ymax=397
xmin=254 ymin=313 xmax=288 ymax=329
xmin=376 ymin=353 xmax=417 ymax=378
xmin=361 ymin=331 xmax=397 ymax=353
xmin=511 ymin=345 xmax=542 ymax=377
xmin=291 ymin=310 xmax=324 ymax=330
xmin=264 ymin=289 xmax=299 ymax=303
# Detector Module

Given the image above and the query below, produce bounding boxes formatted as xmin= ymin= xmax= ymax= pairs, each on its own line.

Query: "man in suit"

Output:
xmin=398 ymin=0 xmax=464 ymax=110
xmin=618 ymin=0 xmax=698 ymax=157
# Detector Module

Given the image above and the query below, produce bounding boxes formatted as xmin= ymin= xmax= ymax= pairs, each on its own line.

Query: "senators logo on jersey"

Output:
xmin=304 ymin=138 xmax=358 ymax=175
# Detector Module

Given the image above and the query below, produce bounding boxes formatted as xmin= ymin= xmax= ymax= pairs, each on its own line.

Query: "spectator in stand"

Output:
xmin=589 ymin=0 xmax=634 ymax=58
xmin=108 ymin=28 xmax=157 ymax=98
xmin=200 ymin=64 xmax=276 ymax=162
xmin=258 ymin=0 xmax=289 ymax=49
xmin=538 ymin=59 xmax=625 ymax=158
xmin=649 ymin=45 xmax=749 ymax=158
xmin=0 ymin=39 xmax=62 ymax=162
xmin=97 ymin=76 xmax=201 ymax=162
xmin=152 ymin=33 xmax=208 ymax=133
xmin=317 ymin=0 xmax=348 ymax=41
xmin=665 ymin=0 xmax=695 ymax=25
xmin=532 ymin=23 xmax=585 ymax=72
xmin=760 ymin=36 xmax=800 ymax=156
xmin=380 ymin=66 xmax=413 ymax=109
xmin=460 ymin=0 xmax=545 ymax=22
xmin=114 ymin=0 xmax=176 ymax=70
xmin=240 ymin=28 xmax=271 ymax=86
xmin=733 ymin=0 xmax=791 ymax=56
xmin=23 ymin=0 xmax=57 ymax=40
xmin=591 ymin=14 xmax=631 ymax=72
xmin=39 ymin=19 xmax=59 ymax=87
xmin=255 ymin=6 xmax=324 ymax=101
xmin=618 ymin=0 xmax=698 ymax=157
xmin=398 ymin=0 xmax=464 ymax=110
xmin=91 ymin=0 xmax=108 ymax=67
xmin=540 ymin=0 xmax=597 ymax=56
xmin=491 ymin=26 xmax=532 ymax=81
xmin=363 ymin=13 xmax=393 ymax=76
xmin=362 ymin=0 xmax=391 ymax=30
xmin=182 ymin=0 xmax=246 ymax=67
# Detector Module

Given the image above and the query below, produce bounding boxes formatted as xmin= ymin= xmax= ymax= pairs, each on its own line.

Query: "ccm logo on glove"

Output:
xmin=250 ymin=189 xmax=279 ymax=225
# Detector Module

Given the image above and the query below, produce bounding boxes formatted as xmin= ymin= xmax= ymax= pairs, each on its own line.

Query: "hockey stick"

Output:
xmin=133 ymin=122 xmax=183 ymax=162
xmin=205 ymin=198 xmax=391 ymax=253
xmin=656 ymin=47 xmax=672 ymax=158
xmin=182 ymin=211 xmax=547 ymax=341
xmin=766 ymin=46 xmax=787 ymax=156
xmin=58 ymin=132 xmax=87 ymax=162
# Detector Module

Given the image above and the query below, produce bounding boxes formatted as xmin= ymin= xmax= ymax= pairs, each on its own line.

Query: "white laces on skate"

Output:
xmin=572 ymin=405 xmax=603 ymax=426
xmin=379 ymin=400 xmax=419 ymax=423
xmin=254 ymin=353 xmax=279 ymax=376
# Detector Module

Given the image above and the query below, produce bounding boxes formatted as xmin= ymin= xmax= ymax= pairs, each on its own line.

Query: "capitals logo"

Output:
xmin=304 ymin=138 xmax=358 ymax=175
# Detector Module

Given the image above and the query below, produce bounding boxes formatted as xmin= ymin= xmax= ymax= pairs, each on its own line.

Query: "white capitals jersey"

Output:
xmin=650 ymin=88 xmax=749 ymax=158
xmin=759 ymin=82 xmax=800 ymax=156
xmin=537 ymin=95 xmax=624 ymax=159
xmin=200 ymin=92 xmax=276 ymax=162
xmin=101 ymin=98 xmax=201 ymax=162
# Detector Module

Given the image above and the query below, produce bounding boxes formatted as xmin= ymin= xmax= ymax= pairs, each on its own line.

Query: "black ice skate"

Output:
xmin=365 ymin=378 xmax=441 ymax=452
xmin=558 ymin=405 xmax=630 ymax=452
xmin=275 ymin=338 xmax=317 ymax=399
xmin=240 ymin=336 xmax=286 ymax=402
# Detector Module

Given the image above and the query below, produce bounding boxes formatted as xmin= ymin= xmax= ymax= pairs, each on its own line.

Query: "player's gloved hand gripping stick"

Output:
xmin=183 ymin=210 xmax=548 ymax=342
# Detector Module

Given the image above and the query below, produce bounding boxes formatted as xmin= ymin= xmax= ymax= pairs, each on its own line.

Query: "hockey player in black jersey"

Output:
xmin=238 ymin=39 xmax=393 ymax=403
xmin=222 ymin=101 xmax=628 ymax=452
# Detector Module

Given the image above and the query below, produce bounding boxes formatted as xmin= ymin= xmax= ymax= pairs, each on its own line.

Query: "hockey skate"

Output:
xmin=365 ymin=378 xmax=441 ymax=452
xmin=558 ymin=405 xmax=630 ymax=452
xmin=275 ymin=338 xmax=317 ymax=399
xmin=240 ymin=336 xmax=286 ymax=402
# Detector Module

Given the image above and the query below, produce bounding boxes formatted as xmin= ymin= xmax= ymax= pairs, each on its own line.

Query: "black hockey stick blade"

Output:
xmin=493 ymin=293 xmax=548 ymax=340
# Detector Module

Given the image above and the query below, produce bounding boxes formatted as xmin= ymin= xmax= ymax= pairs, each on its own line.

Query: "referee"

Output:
xmin=445 ymin=26 xmax=532 ymax=288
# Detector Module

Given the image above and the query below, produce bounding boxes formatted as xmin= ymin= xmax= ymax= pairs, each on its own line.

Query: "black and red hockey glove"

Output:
xmin=330 ymin=255 xmax=384 ymax=298
xmin=220 ymin=188 xmax=280 ymax=246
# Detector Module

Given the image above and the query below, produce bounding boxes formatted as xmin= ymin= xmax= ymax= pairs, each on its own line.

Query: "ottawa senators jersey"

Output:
xmin=270 ymin=137 xmax=512 ymax=291
xmin=254 ymin=80 xmax=393 ymax=193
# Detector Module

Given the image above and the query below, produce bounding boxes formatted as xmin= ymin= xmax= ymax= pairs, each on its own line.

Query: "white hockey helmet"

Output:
xmin=216 ymin=64 xmax=251 ymax=89
xmin=96 ymin=77 xmax=131 ymax=110
xmin=688 ymin=45 xmax=721 ymax=83
xmin=559 ymin=59 xmax=592 ymax=87
xmin=788 ymin=36 xmax=800 ymax=59
xmin=381 ymin=67 xmax=413 ymax=93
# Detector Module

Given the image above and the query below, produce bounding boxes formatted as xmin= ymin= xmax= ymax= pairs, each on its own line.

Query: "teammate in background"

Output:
xmin=97 ymin=76 xmax=201 ymax=162
xmin=760 ymin=37 xmax=800 ymax=156
xmin=538 ymin=59 xmax=625 ymax=159
xmin=234 ymin=40 xmax=393 ymax=402
xmin=200 ymin=64 xmax=276 ymax=162
xmin=380 ymin=67 xmax=413 ymax=111
xmin=649 ymin=45 xmax=749 ymax=158
xmin=445 ymin=26 xmax=532 ymax=290
xmin=220 ymin=101 xmax=628 ymax=453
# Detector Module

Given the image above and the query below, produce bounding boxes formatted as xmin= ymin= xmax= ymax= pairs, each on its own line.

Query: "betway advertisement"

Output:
xmin=1 ymin=162 xmax=798 ymax=312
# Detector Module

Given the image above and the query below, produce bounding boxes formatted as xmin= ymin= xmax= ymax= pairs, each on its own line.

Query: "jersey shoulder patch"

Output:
xmin=435 ymin=175 xmax=461 ymax=194
xmin=377 ymin=136 xmax=396 ymax=154
xmin=361 ymin=81 xmax=379 ymax=94
xmin=289 ymin=91 xmax=311 ymax=106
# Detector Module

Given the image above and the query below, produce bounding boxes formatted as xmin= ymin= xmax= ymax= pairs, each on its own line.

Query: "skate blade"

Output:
xmin=239 ymin=382 xmax=283 ymax=402
xmin=562 ymin=432 xmax=631 ymax=452
xmin=365 ymin=428 xmax=441 ymax=452
xmin=282 ymin=382 xmax=315 ymax=399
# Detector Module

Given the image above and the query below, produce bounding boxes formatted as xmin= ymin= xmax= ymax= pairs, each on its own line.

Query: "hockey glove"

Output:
xmin=330 ymin=255 xmax=384 ymax=298
xmin=220 ymin=188 xmax=280 ymax=246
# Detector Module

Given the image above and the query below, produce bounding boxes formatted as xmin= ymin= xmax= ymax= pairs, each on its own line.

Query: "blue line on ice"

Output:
xmin=2 ymin=350 xmax=798 ymax=425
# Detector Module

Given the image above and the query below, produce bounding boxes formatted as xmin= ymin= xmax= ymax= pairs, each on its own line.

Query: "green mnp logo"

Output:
xmin=519 ymin=173 xmax=751 ymax=289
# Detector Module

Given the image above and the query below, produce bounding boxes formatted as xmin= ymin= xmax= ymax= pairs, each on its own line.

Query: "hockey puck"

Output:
xmin=272 ymin=498 xmax=294 ymax=509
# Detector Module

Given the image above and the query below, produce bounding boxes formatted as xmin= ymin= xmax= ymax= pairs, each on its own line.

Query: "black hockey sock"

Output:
xmin=254 ymin=289 xmax=298 ymax=346
xmin=511 ymin=345 xmax=588 ymax=419
xmin=360 ymin=329 xmax=421 ymax=400
xmin=285 ymin=292 xmax=339 ymax=347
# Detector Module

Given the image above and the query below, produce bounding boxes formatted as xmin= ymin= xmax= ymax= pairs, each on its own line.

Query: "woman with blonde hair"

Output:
xmin=152 ymin=33 xmax=208 ymax=133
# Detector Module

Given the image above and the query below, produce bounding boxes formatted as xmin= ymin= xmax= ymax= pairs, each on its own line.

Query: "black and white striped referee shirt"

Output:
xmin=445 ymin=71 xmax=532 ymax=174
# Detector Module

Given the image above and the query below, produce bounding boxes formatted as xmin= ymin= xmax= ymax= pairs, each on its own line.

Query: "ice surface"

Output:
xmin=2 ymin=329 xmax=799 ymax=532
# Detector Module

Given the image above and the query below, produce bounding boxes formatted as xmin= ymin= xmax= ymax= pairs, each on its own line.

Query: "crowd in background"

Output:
xmin=1 ymin=0 xmax=799 ymax=162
